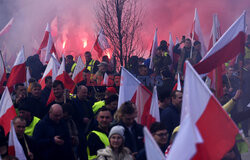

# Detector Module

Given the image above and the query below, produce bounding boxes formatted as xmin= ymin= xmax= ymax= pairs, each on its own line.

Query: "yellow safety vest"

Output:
xmin=164 ymin=51 xmax=168 ymax=57
xmin=245 ymin=46 xmax=250 ymax=59
xmin=87 ymin=59 xmax=96 ymax=73
xmin=87 ymin=130 xmax=110 ymax=160
xmin=71 ymin=63 xmax=77 ymax=73
xmin=25 ymin=116 xmax=40 ymax=136
xmin=92 ymin=100 xmax=105 ymax=114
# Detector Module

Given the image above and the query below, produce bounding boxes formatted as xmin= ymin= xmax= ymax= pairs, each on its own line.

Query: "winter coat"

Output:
xmin=97 ymin=146 xmax=133 ymax=160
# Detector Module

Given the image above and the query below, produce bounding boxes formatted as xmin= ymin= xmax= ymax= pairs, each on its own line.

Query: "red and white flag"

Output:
xmin=0 ymin=52 xmax=6 ymax=94
xmin=0 ymin=18 xmax=14 ymax=37
xmin=102 ymin=73 xmax=109 ymax=86
xmin=190 ymin=8 xmax=207 ymax=58
xmin=166 ymin=61 xmax=238 ymax=160
xmin=172 ymin=73 xmax=182 ymax=91
xmin=7 ymin=46 xmax=26 ymax=93
xmin=72 ymin=56 xmax=85 ymax=84
xmin=144 ymin=127 xmax=165 ymax=160
xmin=47 ymin=55 xmax=75 ymax=105
xmin=149 ymin=28 xmax=158 ymax=69
xmin=194 ymin=11 xmax=246 ymax=74
xmin=8 ymin=121 xmax=27 ymax=160
xmin=93 ymin=29 xmax=110 ymax=58
xmin=37 ymin=23 xmax=57 ymax=62
xmin=39 ymin=56 xmax=60 ymax=89
xmin=118 ymin=67 xmax=154 ymax=128
xmin=148 ymin=86 xmax=160 ymax=125
xmin=0 ymin=88 xmax=17 ymax=135
xmin=206 ymin=14 xmax=223 ymax=98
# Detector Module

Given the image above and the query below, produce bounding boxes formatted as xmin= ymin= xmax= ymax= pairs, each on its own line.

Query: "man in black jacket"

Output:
xmin=33 ymin=104 xmax=74 ymax=160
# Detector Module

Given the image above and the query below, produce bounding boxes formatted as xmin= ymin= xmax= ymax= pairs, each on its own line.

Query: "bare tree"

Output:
xmin=95 ymin=0 xmax=143 ymax=68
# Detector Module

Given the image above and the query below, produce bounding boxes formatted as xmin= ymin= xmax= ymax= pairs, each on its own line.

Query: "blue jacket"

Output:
xmin=33 ymin=115 xmax=74 ymax=160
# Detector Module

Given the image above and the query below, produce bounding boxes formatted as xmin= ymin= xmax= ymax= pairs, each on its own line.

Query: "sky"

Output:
xmin=0 ymin=0 xmax=249 ymax=65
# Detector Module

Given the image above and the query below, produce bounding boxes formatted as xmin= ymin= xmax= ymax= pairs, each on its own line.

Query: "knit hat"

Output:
xmin=106 ymin=87 xmax=117 ymax=94
xmin=109 ymin=125 xmax=125 ymax=140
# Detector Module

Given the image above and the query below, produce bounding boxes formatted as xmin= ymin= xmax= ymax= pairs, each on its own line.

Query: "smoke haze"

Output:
xmin=0 ymin=0 xmax=249 ymax=65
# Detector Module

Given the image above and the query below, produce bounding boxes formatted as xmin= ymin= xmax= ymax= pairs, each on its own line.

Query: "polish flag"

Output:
xmin=172 ymin=73 xmax=182 ymax=91
xmin=8 ymin=121 xmax=27 ymax=160
xmin=93 ymin=29 xmax=110 ymax=58
xmin=206 ymin=14 xmax=223 ymax=98
xmin=39 ymin=56 xmax=60 ymax=89
xmin=166 ymin=61 xmax=238 ymax=160
xmin=118 ymin=67 xmax=154 ymax=128
xmin=149 ymin=28 xmax=158 ymax=69
xmin=190 ymin=8 xmax=207 ymax=58
xmin=7 ymin=46 xmax=26 ymax=93
xmin=0 ymin=52 xmax=6 ymax=94
xmin=0 ymin=18 xmax=14 ymax=37
xmin=47 ymin=55 xmax=75 ymax=105
xmin=72 ymin=56 xmax=85 ymax=84
xmin=102 ymin=73 xmax=109 ymax=86
xmin=194 ymin=11 xmax=246 ymax=74
xmin=0 ymin=88 xmax=17 ymax=135
xmin=37 ymin=23 xmax=57 ymax=62
xmin=147 ymin=86 xmax=160 ymax=127
xmin=144 ymin=127 xmax=165 ymax=160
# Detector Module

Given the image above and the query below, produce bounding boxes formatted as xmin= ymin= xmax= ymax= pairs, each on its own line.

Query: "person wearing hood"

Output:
xmin=97 ymin=125 xmax=133 ymax=160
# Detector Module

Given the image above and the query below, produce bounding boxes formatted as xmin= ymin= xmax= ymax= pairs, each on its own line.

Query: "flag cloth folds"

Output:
xmin=7 ymin=46 xmax=26 ymax=93
xmin=149 ymin=28 xmax=158 ymax=69
xmin=167 ymin=61 xmax=238 ymax=160
xmin=72 ymin=56 xmax=85 ymax=84
xmin=190 ymin=8 xmax=207 ymax=58
xmin=194 ymin=11 xmax=246 ymax=74
xmin=93 ymin=29 xmax=110 ymax=58
xmin=118 ymin=67 xmax=156 ymax=128
xmin=0 ymin=18 xmax=14 ymax=37
xmin=144 ymin=127 xmax=165 ymax=160
xmin=8 ymin=121 xmax=27 ymax=160
xmin=0 ymin=88 xmax=17 ymax=135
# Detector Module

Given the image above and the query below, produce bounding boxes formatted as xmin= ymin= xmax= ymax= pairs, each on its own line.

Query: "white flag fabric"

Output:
xmin=72 ymin=56 xmax=85 ymax=83
xmin=149 ymin=86 xmax=160 ymax=122
xmin=177 ymin=73 xmax=181 ymax=91
xmin=149 ymin=28 xmax=158 ymax=69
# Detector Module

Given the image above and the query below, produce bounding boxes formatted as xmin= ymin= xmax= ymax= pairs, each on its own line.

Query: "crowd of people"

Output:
xmin=0 ymin=34 xmax=250 ymax=160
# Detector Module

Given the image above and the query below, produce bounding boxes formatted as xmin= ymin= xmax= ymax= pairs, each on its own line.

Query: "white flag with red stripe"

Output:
xmin=167 ymin=61 xmax=238 ymax=160
xmin=72 ymin=56 xmax=85 ymax=84
xmin=0 ymin=88 xmax=17 ymax=135
xmin=8 ymin=121 xmax=27 ymax=160
xmin=118 ymin=67 xmax=153 ymax=128
xmin=144 ymin=127 xmax=165 ymax=160
xmin=7 ymin=46 xmax=26 ymax=93
xmin=93 ymin=29 xmax=110 ymax=58
xmin=195 ymin=11 xmax=246 ymax=74
xmin=148 ymin=86 xmax=160 ymax=123
xmin=190 ymin=8 xmax=207 ymax=58
xmin=0 ymin=18 xmax=14 ymax=37
xmin=47 ymin=55 xmax=75 ymax=105
xmin=149 ymin=28 xmax=158 ymax=69
xmin=39 ymin=56 xmax=60 ymax=89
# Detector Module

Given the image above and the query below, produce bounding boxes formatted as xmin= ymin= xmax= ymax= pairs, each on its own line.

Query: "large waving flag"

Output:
xmin=0 ymin=18 xmax=14 ymax=37
xmin=0 ymin=88 xmax=17 ymax=135
xmin=147 ymin=86 xmax=160 ymax=126
xmin=8 ymin=121 xmax=27 ymax=160
xmin=37 ymin=23 xmax=57 ymax=62
xmin=7 ymin=46 xmax=26 ymax=93
xmin=93 ymin=28 xmax=111 ymax=58
xmin=118 ymin=67 xmax=154 ymax=128
xmin=167 ymin=61 xmax=238 ymax=160
xmin=190 ymin=8 xmax=207 ymax=58
xmin=149 ymin=28 xmax=158 ymax=69
xmin=39 ymin=56 xmax=60 ymax=89
xmin=144 ymin=127 xmax=165 ymax=160
xmin=194 ymin=11 xmax=246 ymax=74
xmin=72 ymin=56 xmax=85 ymax=84
xmin=0 ymin=52 xmax=6 ymax=94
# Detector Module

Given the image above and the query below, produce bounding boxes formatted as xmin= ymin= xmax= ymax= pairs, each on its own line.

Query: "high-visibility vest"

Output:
xmin=92 ymin=100 xmax=105 ymax=114
xmin=87 ymin=59 xmax=96 ymax=73
xmin=245 ymin=46 xmax=250 ymax=59
xmin=164 ymin=51 xmax=168 ymax=57
xmin=25 ymin=116 xmax=40 ymax=136
xmin=71 ymin=63 xmax=77 ymax=73
xmin=87 ymin=130 xmax=110 ymax=160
